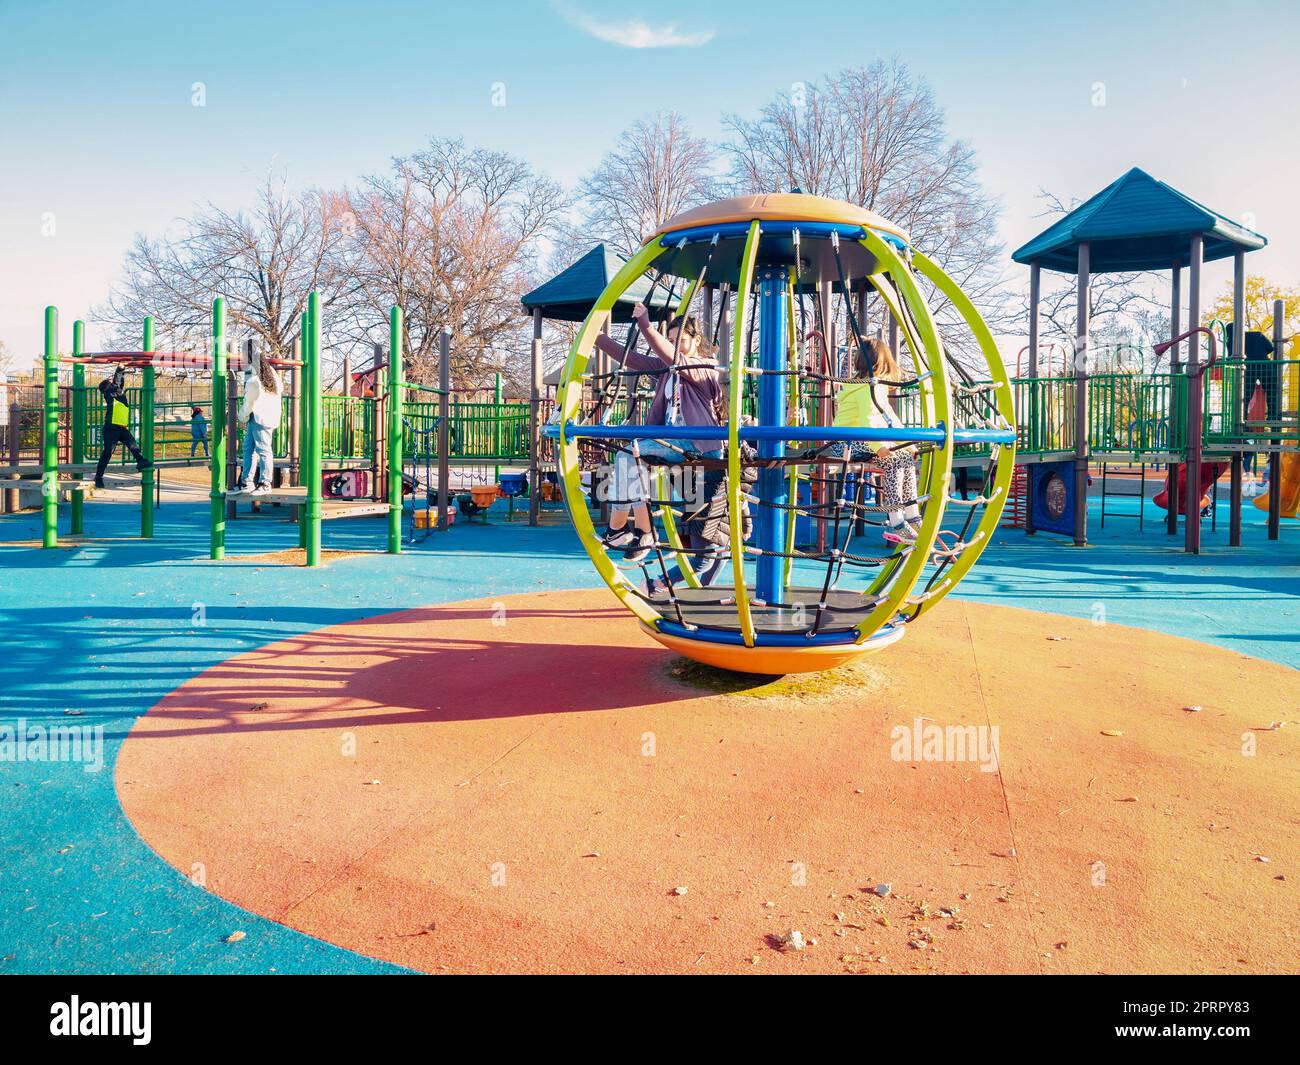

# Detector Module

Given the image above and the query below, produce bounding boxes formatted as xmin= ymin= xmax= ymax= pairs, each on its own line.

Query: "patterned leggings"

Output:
xmin=826 ymin=443 xmax=920 ymax=526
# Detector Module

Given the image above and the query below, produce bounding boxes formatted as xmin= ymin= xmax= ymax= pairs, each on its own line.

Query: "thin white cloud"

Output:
xmin=555 ymin=2 xmax=714 ymax=48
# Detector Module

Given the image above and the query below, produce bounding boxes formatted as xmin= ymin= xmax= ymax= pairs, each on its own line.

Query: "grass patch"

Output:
xmin=664 ymin=656 xmax=885 ymax=700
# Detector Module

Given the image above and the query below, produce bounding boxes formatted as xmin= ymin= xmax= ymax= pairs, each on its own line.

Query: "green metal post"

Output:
xmin=494 ymin=370 xmax=503 ymax=483
xmin=304 ymin=291 xmax=323 ymax=566
xmin=387 ymin=306 xmax=403 ymax=553
xmin=141 ymin=317 xmax=156 ymax=537
xmin=210 ymin=298 xmax=227 ymax=559
xmin=298 ymin=311 xmax=309 ymax=548
xmin=71 ymin=321 xmax=85 ymax=535
xmin=42 ymin=306 xmax=58 ymax=548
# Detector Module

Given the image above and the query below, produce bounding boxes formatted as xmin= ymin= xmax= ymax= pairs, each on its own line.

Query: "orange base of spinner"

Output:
xmin=640 ymin=623 xmax=906 ymax=675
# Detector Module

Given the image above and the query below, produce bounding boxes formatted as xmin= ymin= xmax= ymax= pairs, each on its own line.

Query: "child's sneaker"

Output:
xmin=250 ymin=484 xmax=271 ymax=497
xmin=883 ymin=522 xmax=919 ymax=545
xmin=623 ymin=529 xmax=656 ymax=563
xmin=232 ymin=482 xmax=251 ymax=496
xmin=601 ymin=526 xmax=634 ymax=550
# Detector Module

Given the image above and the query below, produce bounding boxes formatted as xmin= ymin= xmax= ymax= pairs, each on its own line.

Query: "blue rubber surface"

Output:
xmin=0 ymin=487 xmax=1294 ymax=973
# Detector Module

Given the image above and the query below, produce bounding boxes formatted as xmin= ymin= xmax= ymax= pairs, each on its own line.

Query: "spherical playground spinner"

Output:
xmin=553 ymin=192 xmax=1017 ymax=673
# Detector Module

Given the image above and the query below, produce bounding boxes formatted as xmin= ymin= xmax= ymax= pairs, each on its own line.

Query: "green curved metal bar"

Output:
xmin=847 ymin=234 xmax=953 ymax=646
xmin=726 ymin=221 xmax=762 ymax=647
xmin=654 ymin=465 xmax=703 ymax=590
xmin=907 ymin=248 xmax=1016 ymax=618
xmin=556 ymin=239 xmax=675 ymax=630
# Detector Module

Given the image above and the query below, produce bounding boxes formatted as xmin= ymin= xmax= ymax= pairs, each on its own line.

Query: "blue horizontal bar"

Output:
xmin=546 ymin=421 xmax=1017 ymax=446
xmin=656 ymin=619 xmax=902 ymax=648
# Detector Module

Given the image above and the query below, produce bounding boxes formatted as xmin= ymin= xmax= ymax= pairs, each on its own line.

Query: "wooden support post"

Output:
xmin=1026 ymin=261 xmax=1041 ymax=535
xmin=437 ymin=330 xmax=451 ymax=530
xmin=1229 ymin=248 xmax=1245 ymax=546
xmin=1073 ymin=244 xmax=1090 ymax=546
xmin=1268 ymin=299 xmax=1284 ymax=540
xmin=529 ymin=307 xmax=543 ymax=526
xmin=1166 ymin=262 xmax=1182 ymax=534
xmin=386 ymin=311 xmax=402 ymax=553
xmin=1185 ymin=234 xmax=1204 ymax=554
xmin=1028 ymin=263 xmax=1041 ymax=377
xmin=4 ymin=391 xmax=19 ymax=514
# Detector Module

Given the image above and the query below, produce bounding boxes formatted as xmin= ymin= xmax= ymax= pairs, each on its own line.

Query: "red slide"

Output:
xmin=1153 ymin=462 xmax=1228 ymax=514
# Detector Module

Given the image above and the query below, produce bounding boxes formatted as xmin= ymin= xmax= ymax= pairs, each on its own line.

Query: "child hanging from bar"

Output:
xmin=826 ymin=336 xmax=921 ymax=543
xmin=593 ymin=301 xmax=724 ymax=563
xmin=93 ymin=364 xmax=152 ymax=488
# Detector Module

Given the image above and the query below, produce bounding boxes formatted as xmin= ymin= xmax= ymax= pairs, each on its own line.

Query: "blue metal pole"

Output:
xmin=756 ymin=266 xmax=788 ymax=605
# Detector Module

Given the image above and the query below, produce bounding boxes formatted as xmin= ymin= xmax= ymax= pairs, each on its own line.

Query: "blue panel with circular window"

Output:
xmin=1030 ymin=460 xmax=1077 ymax=536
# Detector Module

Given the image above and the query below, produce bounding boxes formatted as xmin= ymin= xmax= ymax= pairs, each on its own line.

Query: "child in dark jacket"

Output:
xmin=93 ymin=366 xmax=152 ymax=487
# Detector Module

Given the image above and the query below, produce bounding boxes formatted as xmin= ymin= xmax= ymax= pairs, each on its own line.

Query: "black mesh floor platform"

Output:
xmin=646 ymin=586 xmax=882 ymax=634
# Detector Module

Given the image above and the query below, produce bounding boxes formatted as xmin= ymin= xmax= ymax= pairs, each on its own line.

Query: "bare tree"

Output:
xmin=97 ymin=174 xmax=353 ymax=365
xmin=724 ymin=60 xmax=1010 ymax=362
xmin=575 ymin=112 xmax=718 ymax=257
xmin=337 ymin=137 xmax=566 ymax=392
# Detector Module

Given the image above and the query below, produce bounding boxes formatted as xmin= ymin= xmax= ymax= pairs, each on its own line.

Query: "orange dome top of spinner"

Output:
xmin=651 ymin=191 xmax=911 ymax=245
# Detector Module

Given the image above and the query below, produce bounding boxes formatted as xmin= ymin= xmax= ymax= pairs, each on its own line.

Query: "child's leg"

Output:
xmin=239 ymin=422 xmax=256 ymax=488
xmin=94 ymin=428 xmax=119 ymax=482
xmin=606 ymin=450 xmax=648 ymax=530
xmin=254 ymin=423 xmax=275 ymax=484
xmin=878 ymin=450 xmax=916 ymax=526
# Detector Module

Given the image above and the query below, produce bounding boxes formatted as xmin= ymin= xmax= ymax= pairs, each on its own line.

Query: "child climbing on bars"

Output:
xmin=592 ymin=301 xmax=724 ymax=564
xmin=93 ymin=365 xmax=152 ymax=488
xmin=826 ymin=336 xmax=921 ymax=543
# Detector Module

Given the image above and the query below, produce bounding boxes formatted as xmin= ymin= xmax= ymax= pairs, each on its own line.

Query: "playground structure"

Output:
xmin=1012 ymin=168 xmax=1298 ymax=551
xmin=7 ymin=171 xmax=1296 ymax=575
xmin=6 ymin=298 xmax=558 ymax=564
xmin=548 ymin=191 xmax=1017 ymax=674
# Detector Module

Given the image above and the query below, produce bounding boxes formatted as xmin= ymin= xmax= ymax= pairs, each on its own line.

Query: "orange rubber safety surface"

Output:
xmin=116 ymin=591 xmax=1299 ymax=974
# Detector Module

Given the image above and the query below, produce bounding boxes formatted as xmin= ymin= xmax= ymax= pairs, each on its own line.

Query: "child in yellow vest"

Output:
xmin=94 ymin=365 xmax=152 ymax=487
xmin=828 ymin=337 xmax=920 ymax=543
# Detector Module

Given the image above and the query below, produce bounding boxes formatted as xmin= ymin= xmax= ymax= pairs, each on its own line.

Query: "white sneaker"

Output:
xmin=250 ymin=485 xmax=271 ymax=497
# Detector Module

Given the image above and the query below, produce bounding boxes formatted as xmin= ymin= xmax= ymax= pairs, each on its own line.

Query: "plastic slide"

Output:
xmin=1254 ymin=451 xmax=1300 ymax=518
xmin=1153 ymin=462 xmax=1228 ymax=514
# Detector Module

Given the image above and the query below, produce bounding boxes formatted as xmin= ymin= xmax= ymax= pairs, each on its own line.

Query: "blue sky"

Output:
xmin=2 ymin=0 xmax=1298 ymax=362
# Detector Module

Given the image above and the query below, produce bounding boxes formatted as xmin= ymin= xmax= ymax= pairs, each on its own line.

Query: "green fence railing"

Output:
xmin=1088 ymin=372 xmax=1185 ymax=456
xmin=1203 ymin=359 xmax=1300 ymax=450
xmin=1013 ymin=376 xmax=1076 ymax=456
xmin=401 ymin=399 xmax=532 ymax=462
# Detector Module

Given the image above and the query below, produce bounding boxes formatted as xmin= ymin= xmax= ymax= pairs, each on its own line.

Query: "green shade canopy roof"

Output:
xmin=1012 ymin=168 xmax=1267 ymax=274
xmin=521 ymin=244 xmax=673 ymax=323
